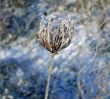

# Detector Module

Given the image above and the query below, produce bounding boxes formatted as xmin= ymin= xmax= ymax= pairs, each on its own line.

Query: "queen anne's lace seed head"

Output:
xmin=38 ymin=14 xmax=74 ymax=54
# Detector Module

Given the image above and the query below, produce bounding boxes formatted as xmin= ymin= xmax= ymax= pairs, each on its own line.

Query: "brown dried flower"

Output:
xmin=38 ymin=14 xmax=74 ymax=54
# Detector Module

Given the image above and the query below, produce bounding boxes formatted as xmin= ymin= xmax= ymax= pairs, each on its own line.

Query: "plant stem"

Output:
xmin=45 ymin=53 xmax=54 ymax=99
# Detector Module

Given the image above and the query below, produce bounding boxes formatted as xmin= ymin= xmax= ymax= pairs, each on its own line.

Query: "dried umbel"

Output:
xmin=38 ymin=14 xmax=74 ymax=54
xmin=37 ymin=14 xmax=74 ymax=99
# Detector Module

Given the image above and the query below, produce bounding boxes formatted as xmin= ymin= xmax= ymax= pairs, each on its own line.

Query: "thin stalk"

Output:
xmin=45 ymin=53 xmax=54 ymax=99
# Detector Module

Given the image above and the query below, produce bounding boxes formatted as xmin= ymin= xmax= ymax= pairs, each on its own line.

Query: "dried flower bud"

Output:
xmin=38 ymin=14 xmax=74 ymax=54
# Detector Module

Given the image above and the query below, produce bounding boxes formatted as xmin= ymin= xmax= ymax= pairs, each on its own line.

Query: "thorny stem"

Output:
xmin=45 ymin=53 xmax=54 ymax=99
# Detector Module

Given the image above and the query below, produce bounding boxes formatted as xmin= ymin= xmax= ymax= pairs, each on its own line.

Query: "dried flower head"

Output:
xmin=38 ymin=14 xmax=74 ymax=54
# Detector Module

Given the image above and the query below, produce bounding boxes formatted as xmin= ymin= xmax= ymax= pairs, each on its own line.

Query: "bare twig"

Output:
xmin=77 ymin=65 xmax=88 ymax=99
xmin=101 ymin=0 xmax=108 ymax=19
xmin=89 ymin=65 xmax=108 ymax=73
xmin=97 ymin=0 xmax=109 ymax=30
xmin=45 ymin=53 xmax=54 ymax=99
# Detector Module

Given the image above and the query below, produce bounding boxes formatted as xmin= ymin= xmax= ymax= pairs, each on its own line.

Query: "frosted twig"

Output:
xmin=91 ymin=44 xmax=99 ymax=62
xmin=89 ymin=65 xmax=108 ymax=73
xmin=100 ymin=93 xmax=110 ymax=98
xmin=45 ymin=53 xmax=54 ymax=99
xmin=79 ymin=0 xmax=85 ymax=15
xmin=77 ymin=65 xmax=88 ymax=99
xmin=101 ymin=0 xmax=108 ymax=19
xmin=97 ymin=0 xmax=109 ymax=30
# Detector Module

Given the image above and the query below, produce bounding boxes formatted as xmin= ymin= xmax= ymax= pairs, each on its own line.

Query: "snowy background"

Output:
xmin=0 ymin=0 xmax=110 ymax=99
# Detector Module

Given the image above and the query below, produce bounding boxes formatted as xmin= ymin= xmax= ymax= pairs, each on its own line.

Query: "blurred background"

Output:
xmin=0 ymin=0 xmax=110 ymax=99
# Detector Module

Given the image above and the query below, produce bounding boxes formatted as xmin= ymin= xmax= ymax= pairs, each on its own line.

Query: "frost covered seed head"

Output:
xmin=38 ymin=14 xmax=74 ymax=54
